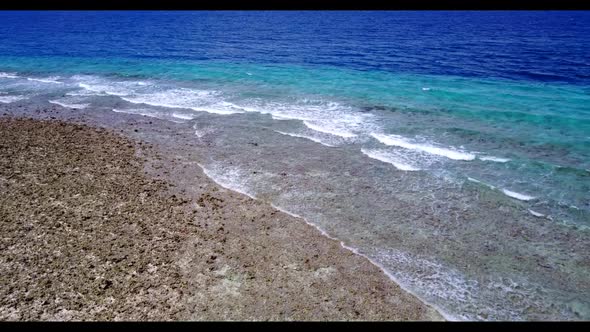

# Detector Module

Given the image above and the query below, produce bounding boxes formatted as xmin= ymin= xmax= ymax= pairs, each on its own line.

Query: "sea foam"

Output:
xmin=0 ymin=95 xmax=28 ymax=103
xmin=197 ymin=163 xmax=256 ymax=199
xmin=528 ymin=209 xmax=545 ymax=217
xmin=468 ymin=178 xmax=538 ymax=202
xmin=501 ymin=189 xmax=536 ymax=201
xmin=371 ymin=133 xmax=475 ymax=161
xmin=0 ymin=72 xmax=19 ymax=79
xmin=171 ymin=112 xmax=196 ymax=120
xmin=274 ymin=130 xmax=335 ymax=147
xmin=121 ymin=89 xmax=244 ymax=115
xmin=49 ymin=100 xmax=90 ymax=109
xmin=27 ymin=77 xmax=63 ymax=84
xmin=303 ymin=121 xmax=357 ymax=138
xmin=479 ymin=156 xmax=510 ymax=163
xmin=361 ymin=148 xmax=420 ymax=171
xmin=78 ymin=83 xmax=131 ymax=96
xmin=111 ymin=108 xmax=185 ymax=123
xmin=238 ymin=99 xmax=367 ymax=140
xmin=467 ymin=177 xmax=496 ymax=189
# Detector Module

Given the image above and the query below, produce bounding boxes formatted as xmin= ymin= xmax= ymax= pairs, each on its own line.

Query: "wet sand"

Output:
xmin=0 ymin=104 xmax=444 ymax=321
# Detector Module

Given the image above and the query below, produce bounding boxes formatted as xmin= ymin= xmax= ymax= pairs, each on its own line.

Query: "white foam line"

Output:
xmin=219 ymin=102 xmax=262 ymax=114
xmin=171 ymin=112 xmax=195 ymax=120
xmin=467 ymin=177 xmax=496 ymax=190
xmin=112 ymin=108 xmax=160 ymax=118
xmin=0 ymin=95 xmax=27 ymax=103
xmin=501 ymin=189 xmax=536 ymax=201
xmin=361 ymin=148 xmax=420 ymax=171
xmin=303 ymin=121 xmax=357 ymax=138
xmin=371 ymin=133 xmax=475 ymax=161
xmin=66 ymin=90 xmax=107 ymax=97
xmin=0 ymin=72 xmax=19 ymax=79
xmin=49 ymin=100 xmax=89 ymax=109
xmin=528 ymin=209 xmax=545 ymax=218
xmin=274 ymin=130 xmax=335 ymax=147
xmin=467 ymin=177 xmax=481 ymax=183
xmin=479 ymin=156 xmax=510 ymax=163
xmin=468 ymin=178 xmax=537 ymax=202
xmin=189 ymin=106 xmax=243 ymax=115
xmin=121 ymin=97 xmax=184 ymax=109
xmin=27 ymin=77 xmax=63 ymax=84
xmin=113 ymin=108 xmax=146 ymax=114
xmin=193 ymin=162 xmax=454 ymax=321
xmin=121 ymin=97 xmax=242 ymax=115
xmin=196 ymin=163 xmax=257 ymax=200
xmin=193 ymin=124 xmax=213 ymax=137
xmin=111 ymin=109 xmax=185 ymax=124
xmin=271 ymin=114 xmax=299 ymax=121
xmin=79 ymin=83 xmax=128 ymax=96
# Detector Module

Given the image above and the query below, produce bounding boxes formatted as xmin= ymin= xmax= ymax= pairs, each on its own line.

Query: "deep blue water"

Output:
xmin=1 ymin=11 xmax=590 ymax=83
xmin=1 ymin=11 xmax=589 ymax=321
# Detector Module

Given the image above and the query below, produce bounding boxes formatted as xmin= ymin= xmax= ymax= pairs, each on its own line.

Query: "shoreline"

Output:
xmin=0 ymin=102 xmax=445 ymax=321
xmin=203 ymin=164 xmax=453 ymax=321
xmin=266 ymin=203 xmax=455 ymax=321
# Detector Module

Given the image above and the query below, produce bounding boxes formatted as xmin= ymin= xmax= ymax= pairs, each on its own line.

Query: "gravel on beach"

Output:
xmin=0 ymin=112 xmax=443 ymax=321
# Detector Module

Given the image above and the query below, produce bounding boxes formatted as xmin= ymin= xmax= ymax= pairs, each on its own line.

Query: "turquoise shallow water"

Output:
xmin=1 ymin=11 xmax=589 ymax=320
xmin=2 ymin=55 xmax=588 ymax=218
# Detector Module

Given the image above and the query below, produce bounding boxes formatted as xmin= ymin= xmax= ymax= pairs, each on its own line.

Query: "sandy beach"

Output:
xmin=0 ymin=103 xmax=444 ymax=321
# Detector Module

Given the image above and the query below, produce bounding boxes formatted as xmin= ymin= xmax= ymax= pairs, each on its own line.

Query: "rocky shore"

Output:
xmin=0 ymin=105 xmax=443 ymax=321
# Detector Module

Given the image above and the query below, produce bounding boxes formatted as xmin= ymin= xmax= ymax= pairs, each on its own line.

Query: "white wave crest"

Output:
xmin=528 ymin=209 xmax=545 ymax=217
xmin=197 ymin=163 xmax=256 ymax=199
xmin=361 ymin=148 xmax=420 ymax=171
xmin=171 ymin=112 xmax=196 ymax=120
xmin=274 ymin=130 xmax=336 ymax=147
xmin=111 ymin=108 xmax=185 ymax=123
xmin=27 ymin=77 xmax=63 ymax=84
xmin=121 ymin=89 xmax=243 ymax=115
xmin=303 ymin=121 xmax=357 ymax=138
xmin=78 ymin=83 xmax=130 ymax=96
xmin=271 ymin=114 xmax=297 ymax=121
xmin=479 ymin=156 xmax=510 ymax=163
xmin=371 ymin=133 xmax=475 ymax=161
xmin=0 ymin=72 xmax=19 ymax=79
xmin=501 ymin=189 xmax=536 ymax=201
xmin=49 ymin=100 xmax=89 ymax=109
xmin=0 ymin=95 xmax=28 ymax=103
xmin=467 ymin=177 xmax=496 ymax=189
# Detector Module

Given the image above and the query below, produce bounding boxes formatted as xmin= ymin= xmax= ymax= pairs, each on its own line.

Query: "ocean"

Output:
xmin=0 ymin=10 xmax=589 ymax=320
